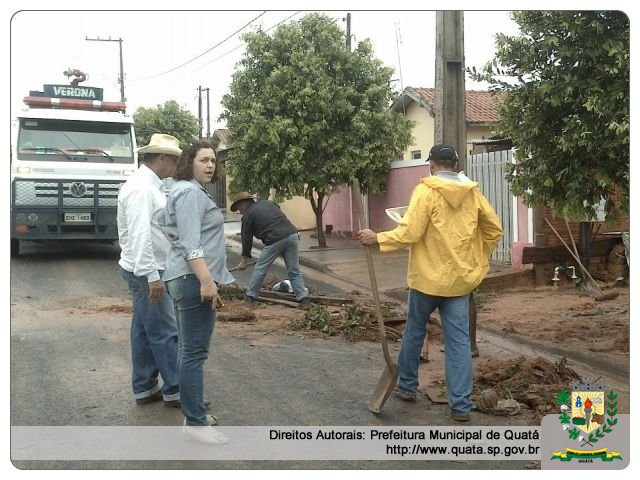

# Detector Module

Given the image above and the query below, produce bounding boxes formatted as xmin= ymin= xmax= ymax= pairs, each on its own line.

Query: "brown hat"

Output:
xmin=230 ymin=192 xmax=256 ymax=212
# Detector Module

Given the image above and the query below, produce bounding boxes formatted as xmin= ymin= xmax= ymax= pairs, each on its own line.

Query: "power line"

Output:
xmin=131 ymin=11 xmax=267 ymax=81
xmin=191 ymin=11 xmax=302 ymax=74
xmin=395 ymin=21 xmax=406 ymax=116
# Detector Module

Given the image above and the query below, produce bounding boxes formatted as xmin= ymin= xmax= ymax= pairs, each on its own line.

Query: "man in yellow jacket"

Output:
xmin=358 ymin=144 xmax=503 ymax=422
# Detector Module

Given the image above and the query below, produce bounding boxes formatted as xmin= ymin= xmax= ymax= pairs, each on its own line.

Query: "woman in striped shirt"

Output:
xmin=163 ymin=140 xmax=235 ymax=444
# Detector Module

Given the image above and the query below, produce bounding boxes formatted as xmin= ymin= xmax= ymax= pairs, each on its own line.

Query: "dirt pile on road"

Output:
xmin=95 ymin=304 xmax=133 ymax=314
xmin=289 ymin=302 xmax=406 ymax=342
xmin=217 ymin=305 xmax=257 ymax=322
xmin=474 ymin=356 xmax=581 ymax=418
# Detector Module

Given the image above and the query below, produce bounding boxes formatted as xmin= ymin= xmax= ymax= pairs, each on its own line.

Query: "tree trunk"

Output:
xmin=309 ymin=191 xmax=327 ymax=248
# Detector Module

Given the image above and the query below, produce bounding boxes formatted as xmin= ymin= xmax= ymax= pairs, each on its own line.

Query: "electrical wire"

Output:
xmin=130 ymin=11 xmax=267 ymax=81
xmin=190 ymin=11 xmax=302 ymax=74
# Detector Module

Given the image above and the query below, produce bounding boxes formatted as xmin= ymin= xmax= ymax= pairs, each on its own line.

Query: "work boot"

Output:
xmin=244 ymin=295 xmax=257 ymax=305
xmin=164 ymin=399 xmax=211 ymax=409
xmin=135 ymin=390 xmax=163 ymax=405
xmin=394 ymin=386 xmax=416 ymax=402
xmin=297 ymin=297 xmax=313 ymax=310
xmin=450 ymin=410 xmax=470 ymax=422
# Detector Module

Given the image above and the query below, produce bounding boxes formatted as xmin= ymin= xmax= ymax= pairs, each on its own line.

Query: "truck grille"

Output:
xmin=12 ymin=178 xmax=122 ymax=240
xmin=13 ymin=179 xmax=123 ymax=207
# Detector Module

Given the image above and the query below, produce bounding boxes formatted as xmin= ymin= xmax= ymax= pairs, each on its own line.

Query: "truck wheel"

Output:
xmin=11 ymin=239 xmax=20 ymax=257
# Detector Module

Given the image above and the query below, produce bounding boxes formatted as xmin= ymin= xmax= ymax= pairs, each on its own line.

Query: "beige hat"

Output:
xmin=230 ymin=191 xmax=256 ymax=212
xmin=136 ymin=133 xmax=182 ymax=156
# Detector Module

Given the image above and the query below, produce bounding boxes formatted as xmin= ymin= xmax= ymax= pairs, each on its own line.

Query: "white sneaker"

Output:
xmin=182 ymin=418 xmax=228 ymax=444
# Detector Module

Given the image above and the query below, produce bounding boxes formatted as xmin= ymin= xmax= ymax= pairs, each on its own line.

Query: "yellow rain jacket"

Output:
xmin=377 ymin=175 xmax=503 ymax=297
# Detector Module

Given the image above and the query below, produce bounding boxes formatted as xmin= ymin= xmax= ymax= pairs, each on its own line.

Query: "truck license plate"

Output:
xmin=64 ymin=213 xmax=92 ymax=223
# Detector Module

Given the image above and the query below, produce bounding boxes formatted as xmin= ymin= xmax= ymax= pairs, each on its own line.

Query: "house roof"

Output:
xmin=391 ymin=87 xmax=504 ymax=125
xmin=213 ymin=128 xmax=232 ymax=149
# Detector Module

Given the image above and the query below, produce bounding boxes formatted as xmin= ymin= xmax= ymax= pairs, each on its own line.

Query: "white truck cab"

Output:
xmin=10 ymin=83 xmax=137 ymax=256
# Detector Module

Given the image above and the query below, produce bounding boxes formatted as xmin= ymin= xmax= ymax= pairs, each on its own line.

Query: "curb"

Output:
xmin=478 ymin=324 xmax=629 ymax=381
xmin=376 ymin=278 xmax=628 ymax=380
xmin=297 ymin=256 xmax=332 ymax=274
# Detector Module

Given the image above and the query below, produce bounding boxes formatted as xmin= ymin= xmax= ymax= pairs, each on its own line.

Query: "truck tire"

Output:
xmin=11 ymin=239 xmax=20 ymax=257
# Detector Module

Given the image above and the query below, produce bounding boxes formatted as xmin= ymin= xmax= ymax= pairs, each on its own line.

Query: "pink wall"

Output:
xmin=517 ymin=197 xmax=529 ymax=242
xmin=323 ymin=165 xmax=430 ymax=236
xmin=322 ymin=185 xmax=354 ymax=236
xmin=511 ymin=196 xmax=533 ymax=269
xmin=369 ymin=165 xmax=430 ymax=232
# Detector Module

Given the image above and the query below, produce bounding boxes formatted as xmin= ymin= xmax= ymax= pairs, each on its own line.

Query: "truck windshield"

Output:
xmin=17 ymin=118 xmax=134 ymax=164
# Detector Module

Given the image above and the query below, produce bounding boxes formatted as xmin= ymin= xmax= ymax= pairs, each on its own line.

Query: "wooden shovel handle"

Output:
xmin=564 ymin=219 xmax=580 ymax=260
xmin=352 ymin=179 xmax=394 ymax=368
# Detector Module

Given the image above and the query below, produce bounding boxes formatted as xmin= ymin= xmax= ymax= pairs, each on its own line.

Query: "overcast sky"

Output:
xmin=10 ymin=10 xmax=519 ymax=133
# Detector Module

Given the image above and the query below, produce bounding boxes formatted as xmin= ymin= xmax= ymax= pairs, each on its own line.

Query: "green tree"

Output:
xmin=221 ymin=13 xmax=413 ymax=247
xmin=133 ymin=100 xmax=200 ymax=150
xmin=470 ymin=11 xmax=629 ymax=221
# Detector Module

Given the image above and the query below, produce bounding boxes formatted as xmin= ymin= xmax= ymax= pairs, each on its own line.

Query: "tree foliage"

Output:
xmin=221 ymin=13 xmax=413 ymax=246
xmin=469 ymin=11 xmax=629 ymax=221
xmin=133 ymin=100 xmax=200 ymax=149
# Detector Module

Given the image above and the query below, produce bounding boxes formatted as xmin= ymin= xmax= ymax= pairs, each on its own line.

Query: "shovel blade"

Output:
xmin=368 ymin=363 xmax=399 ymax=413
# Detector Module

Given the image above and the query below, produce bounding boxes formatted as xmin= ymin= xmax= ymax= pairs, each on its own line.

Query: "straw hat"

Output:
xmin=136 ymin=133 xmax=182 ymax=156
xmin=230 ymin=192 xmax=256 ymax=212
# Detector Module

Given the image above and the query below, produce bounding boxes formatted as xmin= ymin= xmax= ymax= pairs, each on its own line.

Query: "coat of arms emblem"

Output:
xmin=551 ymin=377 xmax=622 ymax=462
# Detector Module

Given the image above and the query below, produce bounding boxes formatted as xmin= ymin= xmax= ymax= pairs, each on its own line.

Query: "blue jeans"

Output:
xmin=397 ymin=289 xmax=473 ymax=414
xmin=246 ymin=233 xmax=308 ymax=301
xmin=165 ymin=274 xmax=216 ymax=426
xmin=120 ymin=268 xmax=179 ymax=401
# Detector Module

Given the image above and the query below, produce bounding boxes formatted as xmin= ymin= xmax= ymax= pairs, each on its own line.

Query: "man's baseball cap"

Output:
xmin=427 ymin=144 xmax=459 ymax=162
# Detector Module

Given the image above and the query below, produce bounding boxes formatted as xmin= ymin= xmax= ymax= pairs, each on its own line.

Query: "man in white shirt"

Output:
xmin=117 ymin=134 xmax=182 ymax=407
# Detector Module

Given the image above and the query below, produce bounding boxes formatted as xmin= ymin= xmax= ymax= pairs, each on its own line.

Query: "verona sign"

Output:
xmin=43 ymin=85 xmax=104 ymax=101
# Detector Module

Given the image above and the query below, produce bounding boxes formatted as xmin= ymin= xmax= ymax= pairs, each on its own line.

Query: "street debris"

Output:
xmin=96 ymin=305 xmax=133 ymax=314
xmin=217 ymin=306 xmax=257 ymax=322
xmin=473 ymin=356 xmax=581 ymax=419
xmin=289 ymin=303 xmax=405 ymax=342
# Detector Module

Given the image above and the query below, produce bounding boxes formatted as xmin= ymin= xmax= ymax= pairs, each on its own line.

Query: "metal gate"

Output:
xmin=466 ymin=150 xmax=513 ymax=264
xmin=204 ymin=175 xmax=227 ymax=210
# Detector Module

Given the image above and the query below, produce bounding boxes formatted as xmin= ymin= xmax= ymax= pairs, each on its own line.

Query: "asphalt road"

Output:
xmin=10 ymin=239 xmax=532 ymax=470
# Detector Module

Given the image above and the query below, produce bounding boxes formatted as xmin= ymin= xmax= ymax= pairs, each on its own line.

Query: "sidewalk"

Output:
xmin=294 ymin=229 xmax=521 ymax=296
xmin=225 ymin=223 xmax=528 ymax=295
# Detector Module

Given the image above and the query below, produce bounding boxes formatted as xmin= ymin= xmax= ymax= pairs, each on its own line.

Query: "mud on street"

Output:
xmin=211 ymin=282 xmax=631 ymax=423
xmin=9 ymin=241 xmax=630 ymax=469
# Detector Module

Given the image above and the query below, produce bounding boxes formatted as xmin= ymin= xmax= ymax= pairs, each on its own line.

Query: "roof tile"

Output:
xmin=406 ymin=87 xmax=504 ymax=124
xmin=213 ymin=128 xmax=232 ymax=145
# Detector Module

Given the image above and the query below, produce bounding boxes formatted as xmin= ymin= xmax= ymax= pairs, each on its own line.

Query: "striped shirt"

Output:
xmin=162 ymin=179 xmax=235 ymax=285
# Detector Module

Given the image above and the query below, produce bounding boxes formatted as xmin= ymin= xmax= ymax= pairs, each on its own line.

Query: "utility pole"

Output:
xmin=85 ymin=36 xmax=126 ymax=102
xmin=344 ymin=12 xmax=357 ymax=239
xmin=345 ymin=13 xmax=351 ymax=50
xmin=434 ymin=11 xmax=466 ymax=172
xmin=197 ymin=86 xmax=203 ymax=139
xmin=204 ymin=87 xmax=211 ymax=140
